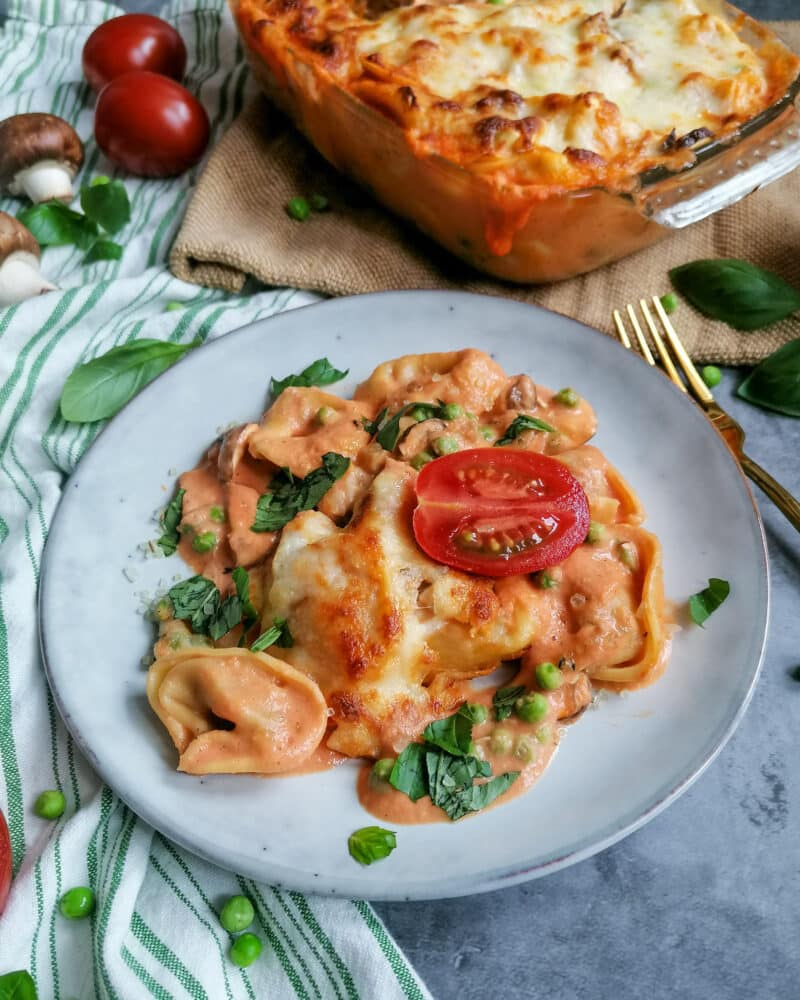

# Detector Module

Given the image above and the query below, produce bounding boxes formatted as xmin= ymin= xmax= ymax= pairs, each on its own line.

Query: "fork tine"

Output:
xmin=625 ymin=304 xmax=657 ymax=366
xmin=639 ymin=299 xmax=687 ymax=393
xmin=612 ymin=308 xmax=633 ymax=349
xmin=651 ymin=297 xmax=714 ymax=404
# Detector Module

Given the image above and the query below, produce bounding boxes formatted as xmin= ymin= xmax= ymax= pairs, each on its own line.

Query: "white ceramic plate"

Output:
xmin=39 ymin=291 xmax=768 ymax=900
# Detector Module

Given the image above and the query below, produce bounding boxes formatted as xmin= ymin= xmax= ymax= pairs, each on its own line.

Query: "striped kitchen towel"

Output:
xmin=0 ymin=1 xmax=431 ymax=997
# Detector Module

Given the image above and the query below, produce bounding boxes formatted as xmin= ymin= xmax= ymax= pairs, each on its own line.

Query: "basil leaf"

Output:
xmin=84 ymin=239 xmax=123 ymax=263
xmin=270 ymin=358 xmax=349 ymax=397
xmin=375 ymin=404 xmax=416 ymax=451
xmin=422 ymin=703 xmax=480 ymax=756
xmin=347 ymin=826 xmax=397 ymax=866
xmin=492 ymin=685 xmax=525 ymax=721
xmin=439 ymin=770 xmax=520 ymax=821
xmin=689 ymin=577 xmax=730 ymax=626
xmin=251 ymin=617 xmax=293 ymax=652
xmin=426 ymin=750 xmax=515 ymax=821
xmin=157 ymin=487 xmax=185 ymax=556
xmin=389 ymin=743 xmax=429 ymax=801
xmin=80 ymin=178 xmax=131 ymax=235
xmin=737 ymin=339 xmax=800 ymax=417
xmin=167 ymin=575 xmax=218 ymax=622
xmin=232 ymin=566 xmax=258 ymax=632
xmin=18 ymin=200 xmax=98 ymax=249
xmin=361 ymin=407 xmax=387 ymax=436
xmin=209 ymin=594 xmax=242 ymax=641
xmin=167 ymin=574 xmax=250 ymax=640
xmin=60 ymin=338 xmax=200 ymax=423
xmin=251 ymin=452 xmax=350 ymax=532
xmin=495 ymin=414 xmax=555 ymax=446
xmin=669 ymin=259 xmax=800 ymax=331
xmin=0 ymin=970 xmax=38 ymax=1000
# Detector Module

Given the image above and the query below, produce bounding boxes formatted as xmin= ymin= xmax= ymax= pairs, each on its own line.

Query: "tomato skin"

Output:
xmin=413 ymin=449 xmax=589 ymax=577
xmin=94 ymin=72 xmax=210 ymax=178
xmin=83 ymin=14 xmax=187 ymax=93
xmin=0 ymin=808 xmax=11 ymax=914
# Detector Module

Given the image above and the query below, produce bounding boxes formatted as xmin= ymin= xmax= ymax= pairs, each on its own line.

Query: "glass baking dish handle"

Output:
xmin=637 ymin=90 xmax=800 ymax=229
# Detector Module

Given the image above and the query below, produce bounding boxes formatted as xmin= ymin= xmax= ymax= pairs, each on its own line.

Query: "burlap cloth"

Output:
xmin=171 ymin=21 xmax=800 ymax=365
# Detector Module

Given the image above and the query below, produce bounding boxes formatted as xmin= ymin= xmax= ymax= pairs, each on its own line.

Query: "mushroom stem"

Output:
xmin=9 ymin=159 xmax=76 ymax=203
xmin=0 ymin=250 xmax=56 ymax=305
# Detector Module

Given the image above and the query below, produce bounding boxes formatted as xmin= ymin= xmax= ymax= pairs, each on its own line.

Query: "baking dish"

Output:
xmin=231 ymin=0 xmax=800 ymax=284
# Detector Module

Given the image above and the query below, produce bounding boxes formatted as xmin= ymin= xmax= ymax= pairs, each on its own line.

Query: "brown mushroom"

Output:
xmin=0 ymin=212 xmax=56 ymax=305
xmin=0 ymin=113 xmax=84 ymax=204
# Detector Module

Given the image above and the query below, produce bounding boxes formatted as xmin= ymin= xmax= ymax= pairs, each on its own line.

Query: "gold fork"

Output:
xmin=612 ymin=297 xmax=800 ymax=533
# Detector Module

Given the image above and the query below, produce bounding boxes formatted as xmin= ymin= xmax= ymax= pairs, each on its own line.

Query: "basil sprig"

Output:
xmin=390 ymin=703 xmax=519 ymax=821
xmin=270 ymin=357 xmax=348 ymax=398
xmin=669 ymin=259 xmax=800 ymax=331
xmin=492 ymin=685 xmax=525 ymax=721
xmin=366 ymin=401 xmax=456 ymax=452
xmin=232 ymin=566 xmax=259 ymax=634
xmin=157 ymin=487 xmax=185 ymax=556
xmin=251 ymin=452 xmax=349 ymax=532
xmin=737 ymin=339 xmax=800 ymax=417
xmin=348 ymin=826 xmax=397 ymax=866
xmin=689 ymin=577 xmax=730 ymax=626
xmin=60 ymin=338 xmax=200 ymax=423
xmin=251 ymin=617 xmax=293 ymax=652
xmin=495 ymin=414 xmax=555 ymax=446
xmin=19 ymin=177 xmax=130 ymax=264
xmin=0 ymin=970 xmax=38 ymax=1000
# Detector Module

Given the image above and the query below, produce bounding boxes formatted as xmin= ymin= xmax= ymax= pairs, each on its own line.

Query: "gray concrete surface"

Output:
xmin=2 ymin=0 xmax=798 ymax=996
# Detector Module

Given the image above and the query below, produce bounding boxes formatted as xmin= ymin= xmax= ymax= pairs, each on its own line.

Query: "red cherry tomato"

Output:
xmin=413 ymin=448 xmax=590 ymax=577
xmin=82 ymin=14 xmax=187 ymax=93
xmin=0 ymin=808 xmax=11 ymax=914
xmin=94 ymin=71 xmax=210 ymax=178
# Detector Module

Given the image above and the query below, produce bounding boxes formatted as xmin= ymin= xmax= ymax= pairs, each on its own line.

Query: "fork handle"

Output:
xmin=740 ymin=453 xmax=800 ymax=533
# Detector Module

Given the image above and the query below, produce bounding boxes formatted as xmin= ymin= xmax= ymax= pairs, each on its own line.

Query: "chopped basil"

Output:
xmin=737 ymin=339 xmax=800 ymax=417
xmin=157 ymin=487 xmax=185 ymax=556
xmin=251 ymin=453 xmax=349 ymax=532
xmin=232 ymin=566 xmax=258 ymax=634
xmin=669 ymin=259 xmax=800 ymax=331
xmin=492 ymin=685 xmax=526 ymax=721
xmin=422 ymin=703 xmax=483 ymax=756
xmin=348 ymin=826 xmax=397 ymax=866
xmin=166 ymin=575 xmax=243 ymax=641
xmin=495 ymin=414 xmax=555 ymax=446
xmin=270 ymin=358 xmax=349 ymax=398
xmin=390 ymin=704 xmax=519 ymax=821
xmin=369 ymin=401 xmax=449 ymax=452
xmin=60 ymin=338 xmax=200 ymax=423
xmin=251 ymin=617 xmax=293 ymax=652
xmin=0 ymin=970 xmax=38 ymax=1000
xmin=689 ymin=578 xmax=730 ymax=626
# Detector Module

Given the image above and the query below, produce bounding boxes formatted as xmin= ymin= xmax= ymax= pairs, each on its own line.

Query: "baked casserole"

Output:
xmin=232 ymin=0 xmax=800 ymax=282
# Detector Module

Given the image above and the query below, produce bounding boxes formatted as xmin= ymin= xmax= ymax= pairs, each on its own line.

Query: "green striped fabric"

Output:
xmin=0 ymin=2 xmax=431 ymax=997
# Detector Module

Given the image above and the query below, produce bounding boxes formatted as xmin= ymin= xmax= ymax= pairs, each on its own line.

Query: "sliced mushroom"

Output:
xmin=505 ymin=375 xmax=538 ymax=410
xmin=0 ymin=113 xmax=84 ymax=203
xmin=0 ymin=212 xmax=56 ymax=305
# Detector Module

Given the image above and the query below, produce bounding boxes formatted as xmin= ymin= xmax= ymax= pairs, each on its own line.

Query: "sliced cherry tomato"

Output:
xmin=83 ymin=14 xmax=187 ymax=93
xmin=94 ymin=72 xmax=209 ymax=178
xmin=413 ymin=448 xmax=589 ymax=577
xmin=0 ymin=807 xmax=11 ymax=914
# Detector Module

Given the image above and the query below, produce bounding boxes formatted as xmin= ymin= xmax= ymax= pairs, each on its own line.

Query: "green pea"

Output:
xmin=537 ymin=571 xmax=558 ymax=589
xmin=554 ymin=387 xmax=579 ymax=407
xmin=535 ymin=724 xmax=551 ymax=744
xmin=192 ymin=531 xmax=217 ymax=553
xmin=660 ymin=292 xmax=678 ymax=314
xmin=60 ymin=886 xmax=95 ymax=919
xmin=479 ymin=426 xmax=494 ymax=441
xmin=514 ymin=735 xmax=537 ymax=763
xmin=432 ymin=436 xmax=459 ymax=456
xmin=34 ymin=790 xmax=66 ymax=820
xmin=466 ymin=703 xmax=488 ymax=725
xmin=490 ymin=727 xmax=513 ymax=755
xmin=702 ymin=365 xmax=722 ymax=388
xmin=410 ymin=450 xmax=434 ymax=470
xmin=209 ymin=506 xmax=226 ymax=523
xmin=219 ymin=895 xmax=255 ymax=933
xmin=618 ymin=541 xmax=639 ymax=570
xmin=229 ymin=932 xmax=263 ymax=968
xmin=515 ymin=692 xmax=548 ymax=724
xmin=585 ymin=522 xmax=605 ymax=544
xmin=286 ymin=197 xmax=311 ymax=221
xmin=439 ymin=402 xmax=463 ymax=421
xmin=309 ymin=193 xmax=330 ymax=212
xmin=410 ymin=405 xmax=432 ymax=422
xmin=535 ymin=661 xmax=562 ymax=690
xmin=371 ymin=758 xmax=395 ymax=782
xmin=164 ymin=300 xmax=185 ymax=312
xmin=315 ymin=405 xmax=337 ymax=426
